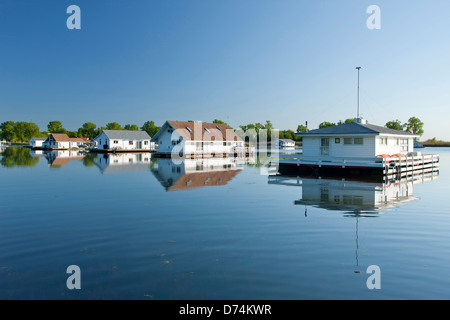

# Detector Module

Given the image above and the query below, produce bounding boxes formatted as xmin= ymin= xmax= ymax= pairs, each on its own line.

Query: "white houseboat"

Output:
xmin=273 ymin=118 xmax=439 ymax=180
xmin=275 ymin=139 xmax=296 ymax=149
xmin=151 ymin=120 xmax=247 ymax=157
xmin=29 ymin=137 xmax=47 ymax=149
xmin=92 ymin=130 xmax=152 ymax=153
xmin=43 ymin=134 xmax=86 ymax=150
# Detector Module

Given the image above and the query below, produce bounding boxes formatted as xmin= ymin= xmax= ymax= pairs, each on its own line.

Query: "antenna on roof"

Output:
xmin=356 ymin=67 xmax=362 ymax=121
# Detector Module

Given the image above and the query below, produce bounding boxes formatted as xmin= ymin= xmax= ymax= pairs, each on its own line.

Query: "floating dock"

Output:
xmin=271 ymin=153 xmax=440 ymax=181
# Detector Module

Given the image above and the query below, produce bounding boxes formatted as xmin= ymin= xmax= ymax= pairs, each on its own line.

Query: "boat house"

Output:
xmin=274 ymin=119 xmax=439 ymax=180
xmin=92 ymin=130 xmax=152 ymax=152
xmin=29 ymin=137 xmax=47 ymax=149
xmin=275 ymin=139 xmax=296 ymax=149
xmin=151 ymin=121 xmax=246 ymax=157
xmin=43 ymin=134 xmax=85 ymax=150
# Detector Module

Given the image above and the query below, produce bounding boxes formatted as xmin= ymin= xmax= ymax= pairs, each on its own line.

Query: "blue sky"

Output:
xmin=0 ymin=0 xmax=449 ymax=140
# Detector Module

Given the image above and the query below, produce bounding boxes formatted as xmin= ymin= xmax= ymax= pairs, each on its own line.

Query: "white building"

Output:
xmin=296 ymin=119 xmax=418 ymax=159
xmin=92 ymin=130 xmax=152 ymax=152
xmin=43 ymin=134 xmax=85 ymax=150
xmin=275 ymin=139 xmax=296 ymax=149
xmin=151 ymin=121 xmax=244 ymax=156
xmin=29 ymin=137 xmax=47 ymax=148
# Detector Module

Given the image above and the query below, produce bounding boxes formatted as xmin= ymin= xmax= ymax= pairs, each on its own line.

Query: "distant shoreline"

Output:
xmin=422 ymin=142 xmax=450 ymax=147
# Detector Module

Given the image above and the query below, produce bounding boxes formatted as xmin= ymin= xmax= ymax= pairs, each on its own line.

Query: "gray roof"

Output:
xmin=101 ymin=130 xmax=151 ymax=140
xmin=297 ymin=122 xmax=418 ymax=137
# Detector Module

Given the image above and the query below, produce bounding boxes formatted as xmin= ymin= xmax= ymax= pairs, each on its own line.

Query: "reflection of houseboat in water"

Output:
xmin=94 ymin=153 xmax=152 ymax=174
xmin=269 ymin=170 xmax=439 ymax=214
xmin=151 ymin=157 xmax=243 ymax=192
xmin=44 ymin=150 xmax=85 ymax=167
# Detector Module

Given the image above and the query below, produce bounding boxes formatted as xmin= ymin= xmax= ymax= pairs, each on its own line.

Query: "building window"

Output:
xmin=380 ymin=137 xmax=388 ymax=145
xmin=129 ymin=141 xmax=133 ymax=145
xmin=114 ymin=140 xmax=118 ymax=144
xmin=344 ymin=137 xmax=363 ymax=145
xmin=335 ymin=138 xmax=340 ymax=144
xmin=144 ymin=141 xmax=149 ymax=145
xmin=321 ymin=138 xmax=329 ymax=156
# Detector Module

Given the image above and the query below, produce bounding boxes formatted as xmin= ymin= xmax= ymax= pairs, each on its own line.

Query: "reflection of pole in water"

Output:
xmin=354 ymin=215 xmax=359 ymax=273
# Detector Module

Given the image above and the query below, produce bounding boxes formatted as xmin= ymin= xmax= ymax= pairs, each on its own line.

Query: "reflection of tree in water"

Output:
xmin=82 ymin=153 xmax=96 ymax=167
xmin=0 ymin=147 xmax=39 ymax=168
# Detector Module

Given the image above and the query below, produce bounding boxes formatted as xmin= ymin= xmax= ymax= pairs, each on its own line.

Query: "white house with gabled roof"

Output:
xmin=297 ymin=119 xmax=419 ymax=159
xmin=151 ymin=121 xmax=244 ymax=156
xmin=92 ymin=130 xmax=152 ymax=152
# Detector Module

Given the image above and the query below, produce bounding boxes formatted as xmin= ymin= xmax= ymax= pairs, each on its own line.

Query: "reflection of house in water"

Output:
xmin=94 ymin=153 xmax=151 ymax=174
xmin=269 ymin=171 xmax=439 ymax=214
xmin=44 ymin=150 xmax=85 ymax=167
xmin=151 ymin=157 xmax=243 ymax=192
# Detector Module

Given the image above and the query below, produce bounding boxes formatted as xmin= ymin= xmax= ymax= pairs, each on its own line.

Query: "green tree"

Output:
xmin=124 ymin=124 xmax=140 ymax=131
xmin=78 ymin=122 xmax=97 ymax=139
xmin=106 ymin=122 xmax=123 ymax=130
xmin=404 ymin=117 xmax=424 ymax=136
xmin=141 ymin=121 xmax=161 ymax=137
xmin=319 ymin=121 xmax=336 ymax=129
xmin=338 ymin=118 xmax=357 ymax=125
xmin=0 ymin=121 xmax=17 ymax=142
xmin=14 ymin=122 xmax=40 ymax=142
xmin=296 ymin=124 xmax=308 ymax=133
xmin=385 ymin=120 xmax=404 ymax=131
xmin=212 ymin=119 xmax=232 ymax=129
xmin=47 ymin=121 xmax=65 ymax=133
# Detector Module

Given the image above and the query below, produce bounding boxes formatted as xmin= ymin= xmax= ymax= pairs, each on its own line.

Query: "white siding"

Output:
xmin=375 ymin=135 xmax=415 ymax=155
xmin=94 ymin=131 xmax=151 ymax=151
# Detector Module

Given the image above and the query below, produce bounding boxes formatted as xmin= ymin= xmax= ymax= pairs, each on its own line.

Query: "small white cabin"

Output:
xmin=296 ymin=120 xmax=418 ymax=159
xmin=30 ymin=137 xmax=47 ymax=148
xmin=151 ymin=121 xmax=244 ymax=156
xmin=43 ymin=134 xmax=85 ymax=150
xmin=92 ymin=130 xmax=152 ymax=151
xmin=275 ymin=139 xmax=296 ymax=148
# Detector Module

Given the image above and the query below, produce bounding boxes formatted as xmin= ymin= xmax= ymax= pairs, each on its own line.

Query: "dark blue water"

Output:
xmin=0 ymin=147 xmax=449 ymax=299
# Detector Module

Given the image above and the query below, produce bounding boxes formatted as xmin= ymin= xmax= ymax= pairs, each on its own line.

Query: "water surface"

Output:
xmin=0 ymin=147 xmax=448 ymax=299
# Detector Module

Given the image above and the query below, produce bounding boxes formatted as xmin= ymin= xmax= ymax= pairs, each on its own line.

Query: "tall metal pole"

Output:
xmin=356 ymin=67 xmax=362 ymax=119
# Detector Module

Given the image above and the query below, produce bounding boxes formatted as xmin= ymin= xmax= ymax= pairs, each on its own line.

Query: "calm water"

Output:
xmin=0 ymin=147 xmax=449 ymax=300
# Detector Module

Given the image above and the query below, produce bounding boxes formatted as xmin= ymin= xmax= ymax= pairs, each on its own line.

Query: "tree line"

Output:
xmin=0 ymin=116 xmax=425 ymax=143
xmin=0 ymin=120 xmax=162 ymax=143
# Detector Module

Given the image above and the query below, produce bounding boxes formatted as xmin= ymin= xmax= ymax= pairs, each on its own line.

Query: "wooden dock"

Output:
xmin=271 ymin=153 xmax=440 ymax=181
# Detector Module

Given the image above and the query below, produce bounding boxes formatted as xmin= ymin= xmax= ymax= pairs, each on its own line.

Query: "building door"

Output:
xmin=136 ymin=141 xmax=142 ymax=149
xmin=321 ymin=138 xmax=329 ymax=156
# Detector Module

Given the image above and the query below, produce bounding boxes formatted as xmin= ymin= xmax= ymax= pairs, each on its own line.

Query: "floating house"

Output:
xmin=29 ymin=137 xmax=47 ymax=148
xmin=43 ymin=134 xmax=85 ymax=150
xmin=274 ymin=119 xmax=439 ymax=180
xmin=151 ymin=121 xmax=247 ymax=157
xmin=92 ymin=130 xmax=152 ymax=153
xmin=275 ymin=139 xmax=296 ymax=149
